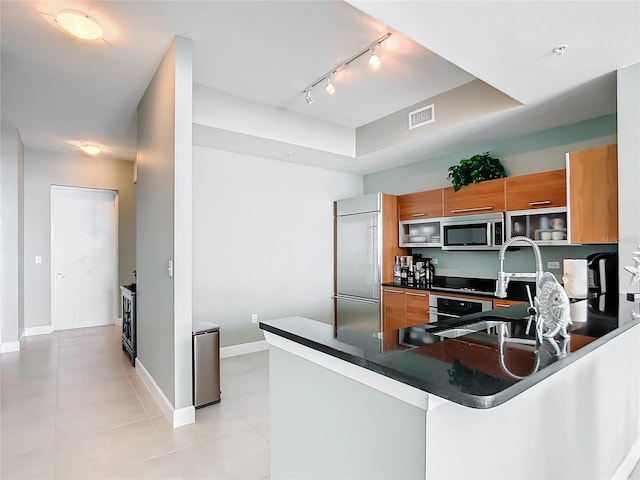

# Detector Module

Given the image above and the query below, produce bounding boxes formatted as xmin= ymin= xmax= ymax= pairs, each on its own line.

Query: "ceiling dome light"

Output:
xmin=80 ymin=144 xmax=101 ymax=155
xmin=369 ymin=48 xmax=381 ymax=70
xmin=55 ymin=10 xmax=104 ymax=40
xmin=325 ymin=76 xmax=336 ymax=95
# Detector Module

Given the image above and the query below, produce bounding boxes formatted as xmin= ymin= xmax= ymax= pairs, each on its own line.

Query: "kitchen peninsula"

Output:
xmin=260 ymin=297 xmax=640 ymax=479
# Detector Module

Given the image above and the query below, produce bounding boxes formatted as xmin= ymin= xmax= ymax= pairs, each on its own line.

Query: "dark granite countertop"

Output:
xmin=260 ymin=295 xmax=639 ymax=409
xmin=382 ymin=275 xmax=536 ymax=301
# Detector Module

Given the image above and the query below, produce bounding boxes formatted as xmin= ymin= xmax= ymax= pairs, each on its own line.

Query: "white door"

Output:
xmin=51 ymin=186 xmax=117 ymax=330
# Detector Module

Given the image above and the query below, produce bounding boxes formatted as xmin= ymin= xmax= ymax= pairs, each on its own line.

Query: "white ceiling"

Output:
xmin=1 ymin=1 xmax=639 ymax=174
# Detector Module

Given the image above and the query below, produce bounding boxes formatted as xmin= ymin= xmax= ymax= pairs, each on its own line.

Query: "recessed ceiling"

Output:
xmin=1 ymin=1 xmax=639 ymax=174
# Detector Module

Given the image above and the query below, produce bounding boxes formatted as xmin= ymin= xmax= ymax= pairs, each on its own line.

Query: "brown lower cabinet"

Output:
xmin=382 ymin=287 xmax=430 ymax=331
xmin=493 ymin=299 xmax=524 ymax=309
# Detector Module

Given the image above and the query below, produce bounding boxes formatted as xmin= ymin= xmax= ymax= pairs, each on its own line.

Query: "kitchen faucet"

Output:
xmin=495 ymin=235 xmax=544 ymax=339
xmin=495 ymin=235 xmax=544 ymax=299
xmin=496 ymin=235 xmax=571 ymax=340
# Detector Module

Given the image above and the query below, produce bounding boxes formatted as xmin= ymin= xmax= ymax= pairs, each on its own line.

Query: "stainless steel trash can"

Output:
xmin=192 ymin=321 xmax=221 ymax=408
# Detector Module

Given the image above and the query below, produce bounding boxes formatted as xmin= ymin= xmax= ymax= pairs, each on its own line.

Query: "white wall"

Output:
xmin=617 ymin=63 xmax=640 ymax=294
xmin=0 ymin=123 xmax=24 ymax=348
xmin=192 ymin=146 xmax=362 ymax=346
xmin=136 ymin=36 xmax=193 ymax=417
xmin=22 ymin=148 xmax=136 ymax=329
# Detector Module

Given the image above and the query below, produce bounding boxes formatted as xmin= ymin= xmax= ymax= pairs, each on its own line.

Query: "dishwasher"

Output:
xmin=192 ymin=321 xmax=221 ymax=408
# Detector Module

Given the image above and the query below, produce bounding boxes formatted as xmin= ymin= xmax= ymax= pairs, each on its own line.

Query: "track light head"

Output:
xmin=369 ymin=48 xmax=381 ymax=70
xmin=325 ymin=76 xmax=336 ymax=95
xmin=305 ymin=90 xmax=313 ymax=104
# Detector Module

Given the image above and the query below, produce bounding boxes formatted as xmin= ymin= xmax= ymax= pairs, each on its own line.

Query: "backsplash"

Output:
xmin=413 ymin=244 xmax=618 ymax=280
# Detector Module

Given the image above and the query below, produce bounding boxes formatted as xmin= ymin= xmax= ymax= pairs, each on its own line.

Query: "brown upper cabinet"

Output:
xmin=398 ymin=189 xmax=444 ymax=221
xmin=443 ymin=178 xmax=506 ymax=216
xmin=567 ymin=144 xmax=618 ymax=244
xmin=505 ymin=169 xmax=567 ymax=211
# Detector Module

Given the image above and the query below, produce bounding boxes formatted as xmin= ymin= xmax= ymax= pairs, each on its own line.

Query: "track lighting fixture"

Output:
xmin=301 ymin=32 xmax=392 ymax=105
xmin=325 ymin=75 xmax=336 ymax=95
xmin=369 ymin=47 xmax=381 ymax=70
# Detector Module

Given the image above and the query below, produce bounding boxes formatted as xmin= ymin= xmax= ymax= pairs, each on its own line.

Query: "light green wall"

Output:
xmin=364 ymin=114 xmax=618 ymax=279
xmin=363 ymin=114 xmax=617 ymax=195
xmin=136 ymin=36 xmax=193 ymax=411
xmin=415 ymin=245 xmax=617 ymax=279
xmin=269 ymin=346 xmax=427 ymax=479
xmin=0 ymin=123 xmax=24 ymax=345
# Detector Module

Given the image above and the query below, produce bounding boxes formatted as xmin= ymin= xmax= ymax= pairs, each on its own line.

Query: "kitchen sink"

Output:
xmin=433 ymin=320 xmax=507 ymax=339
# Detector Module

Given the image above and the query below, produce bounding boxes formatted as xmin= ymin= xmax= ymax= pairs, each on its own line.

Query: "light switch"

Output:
xmin=35 ymin=256 xmax=42 ymax=264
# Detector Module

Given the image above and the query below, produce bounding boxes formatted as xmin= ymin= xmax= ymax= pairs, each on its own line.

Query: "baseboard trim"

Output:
xmin=612 ymin=438 xmax=639 ymax=479
xmin=136 ymin=358 xmax=195 ymax=428
xmin=220 ymin=340 xmax=268 ymax=358
xmin=24 ymin=325 xmax=55 ymax=336
xmin=173 ymin=405 xmax=195 ymax=428
xmin=0 ymin=341 xmax=21 ymax=353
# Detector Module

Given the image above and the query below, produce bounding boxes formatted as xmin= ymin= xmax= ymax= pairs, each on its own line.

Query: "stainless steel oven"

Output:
xmin=441 ymin=212 xmax=504 ymax=250
xmin=428 ymin=293 xmax=493 ymax=322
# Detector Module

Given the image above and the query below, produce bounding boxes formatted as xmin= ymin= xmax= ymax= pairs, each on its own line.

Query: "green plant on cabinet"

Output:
xmin=447 ymin=152 xmax=507 ymax=191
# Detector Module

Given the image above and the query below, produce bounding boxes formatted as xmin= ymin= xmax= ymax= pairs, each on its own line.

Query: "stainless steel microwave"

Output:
xmin=441 ymin=212 xmax=504 ymax=250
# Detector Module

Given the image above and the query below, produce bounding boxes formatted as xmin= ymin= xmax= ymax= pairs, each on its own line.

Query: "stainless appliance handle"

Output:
xmin=450 ymin=206 xmax=493 ymax=214
xmin=335 ymin=294 xmax=379 ymax=304
xmin=487 ymin=221 xmax=492 ymax=247
xmin=371 ymin=221 xmax=380 ymax=299
xmin=429 ymin=310 xmax=459 ymax=319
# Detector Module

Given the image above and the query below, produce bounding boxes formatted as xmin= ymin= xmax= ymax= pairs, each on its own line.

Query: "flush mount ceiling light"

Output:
xmin=301 ymin=32 xmax=392 ymax=105
xmin=80 ymin=144 xmax=101 ymax=155
xmin=55 ymin=9 xmax=104 ymax=40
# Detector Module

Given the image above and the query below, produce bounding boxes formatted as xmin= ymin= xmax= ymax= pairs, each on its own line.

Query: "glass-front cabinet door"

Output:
xmin=506 ymin=207 xmax=568 ymax=245
xmin=399 ymin=218 xmax=442 ymax=247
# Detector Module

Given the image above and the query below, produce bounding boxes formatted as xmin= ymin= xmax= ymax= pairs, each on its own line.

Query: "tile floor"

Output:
xmin=1 ymin=325 xmax=270 ymax=479
xmin=2 ymin=325 xmax=640 ymax=480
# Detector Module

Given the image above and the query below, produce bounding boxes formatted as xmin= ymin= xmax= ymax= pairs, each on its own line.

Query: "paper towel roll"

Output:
xmin=562 ymin=259 xmax=588 ymax=299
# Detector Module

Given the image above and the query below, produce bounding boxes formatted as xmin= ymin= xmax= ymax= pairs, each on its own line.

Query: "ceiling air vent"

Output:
xmin=408 ymin=104 xmax=435 ymax=130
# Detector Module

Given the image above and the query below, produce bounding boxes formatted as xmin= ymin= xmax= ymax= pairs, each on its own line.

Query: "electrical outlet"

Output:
xmin=431 ymin=258 xmax=438 ymax=265
xmin=251 ymin=313 xmax=258 ymax=324
xmin=547 ymin=261 xmax=560 ymax=270
xmin=35 ymin=256 xmax=42 ymax=264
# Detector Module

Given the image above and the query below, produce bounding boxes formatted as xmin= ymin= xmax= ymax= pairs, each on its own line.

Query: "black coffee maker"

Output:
xmin=586 ymin=252 xmax=618 ymax=297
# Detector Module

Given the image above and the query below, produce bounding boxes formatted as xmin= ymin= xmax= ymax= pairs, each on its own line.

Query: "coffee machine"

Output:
xmin=586 ymin=252 xmax=618 ymax=297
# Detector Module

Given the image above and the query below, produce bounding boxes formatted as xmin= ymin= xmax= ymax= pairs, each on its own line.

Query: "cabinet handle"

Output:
xmin=385 ymin=289 xmax=404 ymax=294
xmin=411 ymin=213 xmax=426 ymax=217
xmin=450 ymin=206 xmax=493 ymax=213
xmin=494 ymin=303 xmax=511 ymax=308
xmin=405 ymin=292 xmax=427 ymax=297
xmin=528 ymin=200 xmax=551 ymax=206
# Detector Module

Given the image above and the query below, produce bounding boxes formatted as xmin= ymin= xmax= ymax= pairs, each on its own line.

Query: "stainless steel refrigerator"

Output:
xmin=335 ymin=193 xmax=383 ymax=335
